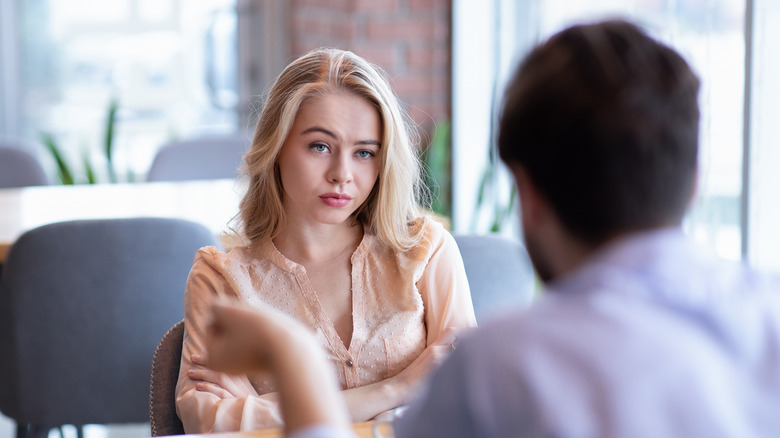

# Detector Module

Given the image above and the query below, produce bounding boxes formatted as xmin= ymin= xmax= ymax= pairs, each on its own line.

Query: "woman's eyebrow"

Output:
xmin=301 ymin=126 xmax=380 ymax=147
xmin=301 ymin=126 xmax=337 ymax=139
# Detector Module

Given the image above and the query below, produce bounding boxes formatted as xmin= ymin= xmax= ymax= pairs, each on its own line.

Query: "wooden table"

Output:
xmin=171 ymin=421 xmax=392 ymax=438
xmin=0 ymin=179 xmax=245 ymax=263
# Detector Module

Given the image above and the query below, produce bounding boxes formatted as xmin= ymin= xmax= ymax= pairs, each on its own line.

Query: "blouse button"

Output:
xmin=346 ymin=359 xmax=354 ymax=367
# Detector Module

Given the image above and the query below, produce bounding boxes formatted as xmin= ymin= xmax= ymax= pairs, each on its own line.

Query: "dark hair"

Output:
xmin=498 ymin=20 xmax=700 ymax=244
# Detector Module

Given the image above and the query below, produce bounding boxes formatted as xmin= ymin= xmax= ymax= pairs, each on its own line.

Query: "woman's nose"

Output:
xmin=327 ymin=154 xmax=353 ymax=184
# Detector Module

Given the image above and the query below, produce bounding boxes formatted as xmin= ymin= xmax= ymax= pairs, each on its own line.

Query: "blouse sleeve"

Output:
xmin=175 ymin=248 xmax=284 ymax=432
xmin=417 ymin=222 xmax=478 ymax=345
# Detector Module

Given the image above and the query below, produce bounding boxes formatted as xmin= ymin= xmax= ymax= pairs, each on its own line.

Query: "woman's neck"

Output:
xmin=273 ymin=221 xmax=363 ymax=266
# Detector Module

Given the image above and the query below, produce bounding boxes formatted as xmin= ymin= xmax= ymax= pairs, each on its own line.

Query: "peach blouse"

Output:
xmin=175 ymin=217 xmax=477 ymax=432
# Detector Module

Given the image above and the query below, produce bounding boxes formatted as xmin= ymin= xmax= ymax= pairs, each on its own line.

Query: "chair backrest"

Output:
xmin=146 ymin=134 xmax=250 ymax=182
xmin=0 ymin=218 xmax=216 ymax=431
xmin=149 ymin=320 xmax=185 ymax=437
xmin=0 ymin=145 xmax=48 ymax=188
xmin=454 ymin=234 xmax=536 ymax=323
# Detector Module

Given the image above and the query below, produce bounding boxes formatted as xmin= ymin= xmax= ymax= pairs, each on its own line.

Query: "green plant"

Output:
xmin=471 ymin=81 xmax=518 ymax=233
xmin=41 ymin=132 xmax=75 ymax=185
xmin=83 ymin=150 xmax=97 ymax=184
xmin=420 ymin=118 xmax=516 ymax=233
xmin=104 ymin=98 xmax=118 ymax=183
xmin=422 ymin=120 xmax=452 ymax=219
xmin=473 ymin=150 xmax=517 ymax=233
xmin=42 ymin=98 xmax=119 ymax=185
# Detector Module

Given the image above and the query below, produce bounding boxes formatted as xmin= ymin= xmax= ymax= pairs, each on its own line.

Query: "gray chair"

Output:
xmin=454 ymin=234 xmax=536 ymax=323
xmin=149 ymin=320 xmax=186 ymax=437
xmin=0 ymin=218 xmax=216 ymax=438
xmin=0 ymin=145 xmax=48 ymax=188
xmin=147 ymin=134 xmax=250 ymax=182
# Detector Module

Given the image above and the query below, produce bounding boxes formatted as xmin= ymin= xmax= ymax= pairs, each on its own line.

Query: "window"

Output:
xmin=746 ymin=0 xmax=780 ymax=270
xmin=453 ymin=0 xmax=780 ymax=270
xmin=2 ymin=0 xmax=239 ymax=182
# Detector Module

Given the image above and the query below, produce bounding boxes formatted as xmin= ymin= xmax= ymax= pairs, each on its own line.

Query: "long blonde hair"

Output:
xmin=237 ymin=48 xmax=428 ymax=251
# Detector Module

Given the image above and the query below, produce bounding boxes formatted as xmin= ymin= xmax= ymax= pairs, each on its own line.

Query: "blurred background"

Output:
xmin=0 ymin=0 xmax=779 ymax=434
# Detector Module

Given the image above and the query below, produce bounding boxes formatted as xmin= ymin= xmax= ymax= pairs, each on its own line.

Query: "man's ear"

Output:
xmin=512 ymin=165 xmax=546 ymax=231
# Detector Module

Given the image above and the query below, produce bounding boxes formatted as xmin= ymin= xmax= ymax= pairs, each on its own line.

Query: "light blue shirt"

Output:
xmin=395 ymin=228 xmax=780 ymax=437
xmin=288 ymin=425 xmax=356 ymax=438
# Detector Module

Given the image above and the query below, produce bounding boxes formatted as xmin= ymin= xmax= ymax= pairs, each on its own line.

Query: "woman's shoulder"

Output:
xmin=398 ymin=214 xmax=455 ymax=260
xmin=192 ymin=245 xmax=220 ymax=265
xmin=418 ymin=214 xmax=456 ymax=245
xmin=192 ymin=244 xmax=264 ymax=272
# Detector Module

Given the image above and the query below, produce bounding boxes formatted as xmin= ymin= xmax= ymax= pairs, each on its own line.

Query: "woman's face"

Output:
xmin=276 ymin=91 xmax=382 ymax=228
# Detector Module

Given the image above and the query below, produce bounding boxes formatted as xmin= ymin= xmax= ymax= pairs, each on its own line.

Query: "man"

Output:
xmin=204 ymin=20 xmax=780 ymax=437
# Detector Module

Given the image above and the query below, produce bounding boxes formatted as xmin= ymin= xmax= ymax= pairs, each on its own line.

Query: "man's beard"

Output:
xmin=523 ymin=230 xmax=555 ymax=284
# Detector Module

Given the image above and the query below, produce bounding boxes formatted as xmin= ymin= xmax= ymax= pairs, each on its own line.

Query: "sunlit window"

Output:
xmin=16 ymin=0 xmax=238 ymax=182
xmin=452 ymin=0 xmax=780 ymax=267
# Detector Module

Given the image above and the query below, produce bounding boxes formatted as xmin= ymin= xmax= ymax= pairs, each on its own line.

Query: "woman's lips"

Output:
xmin=319 ymin=193 xmax=352 ymax=207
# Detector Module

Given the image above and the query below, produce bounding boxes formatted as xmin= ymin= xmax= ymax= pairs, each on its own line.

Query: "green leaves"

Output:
xmin=41 ymin=98 xmax=119 ymax=185
xmin=83 ymin=150 xmax=97 ymax=184
xmin=423 ymin=120 xmax=452 ymax=219
xmin=472 ymin=149 xmax=516 ymax=233
xmin=105 ymin=98 xmax=118 ymax=183
xmin=41 ymin=132 xmax=74 ymax=185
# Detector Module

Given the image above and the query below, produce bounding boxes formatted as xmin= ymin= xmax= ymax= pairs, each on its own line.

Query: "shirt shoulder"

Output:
xmin=192 ymin=244 xmax=268 ymax=273
xmin=393 ymin=215 xmax=454 ymax=262
xmin=189 ymin=244 xmax=282 ymax=301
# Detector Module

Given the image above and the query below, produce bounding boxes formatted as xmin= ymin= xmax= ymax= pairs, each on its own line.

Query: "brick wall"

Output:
xmin=288 ymin=0 xmax=452 ymax=133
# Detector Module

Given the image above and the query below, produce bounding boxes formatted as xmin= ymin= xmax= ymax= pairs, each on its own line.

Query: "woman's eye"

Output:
xmin=311 ymin=143 xmax=329 ymax=152
xmin=356 ymin=150 xmax=375 ymax=159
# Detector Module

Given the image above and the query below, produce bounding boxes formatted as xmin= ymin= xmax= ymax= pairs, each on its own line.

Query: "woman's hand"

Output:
xmin=337 ymin=327 xmax=464 ymax=422
xmin=187 ymin=353 xmax=259 ymax=399
xmin=389 ymin=327 xmax=459 ymax=401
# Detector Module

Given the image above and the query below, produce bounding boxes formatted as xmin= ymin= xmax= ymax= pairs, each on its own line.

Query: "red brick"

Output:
xmin=332 ymin=19 xmax=360 ymax=40
xmin=292 ymin=42 xmax=309 ymax=56
xmin=367 ymin=19 xmax=434 ymax=40
xmin=295 ymin=0 xmax=352 ymax=9
xmin=408 ymin=106 xmax=435 ymax=127
xmin=288 ymin=0 xmax=451 ymax=126
xmin=409 ymin=0 xmax=450 ymax=12
xmin=407 ymin=104 xmax=450 ymax=127
xmin=392 ymin=73 xmax=434 ymax=96
xmin=432 ymin=15 xmax=450 ymax=40
xmin=293 ymin=13 xmax=359 ymax=40
xmin=429 ymin=106 xmax=450 ymax=121
xmin=407 ymin=46 xmax=449 ymax=69
xmin=351 ymin=44 xmax=399 ymax=72
xmin=352 ymin=0 xmax=398 ymax=11
xmin=431 ymin=72 xmax=449 ymax=94
xmin=295 ymin=38 xmax=344 ymax=55
xmin=293 ymin=15 xmax=329 ymax=38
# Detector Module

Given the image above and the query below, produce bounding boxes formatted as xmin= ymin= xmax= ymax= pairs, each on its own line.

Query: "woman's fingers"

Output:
xmin=195 ymin=381 xmax=235 ymax=399
xmin=188 ymin=366 xmax=258 ymax=398
xmin=187 ymin=368 xmax=225 ymax=387
xmin=190 ymin=353 xmax=207 ymax=366
xmin=433 ymin=327 xmax=460 ymax=348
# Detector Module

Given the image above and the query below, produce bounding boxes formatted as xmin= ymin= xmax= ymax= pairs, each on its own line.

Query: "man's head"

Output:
xmin=499 ymin=20 xmax=700 ymax=254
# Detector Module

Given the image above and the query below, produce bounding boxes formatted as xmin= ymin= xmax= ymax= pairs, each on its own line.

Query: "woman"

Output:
xmin=175 ymin=48 xmax=476 ymax=432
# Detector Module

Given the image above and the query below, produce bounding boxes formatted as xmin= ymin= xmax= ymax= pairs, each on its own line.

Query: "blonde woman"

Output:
xmin=175 ymin=48 xmax=477 ymax=433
